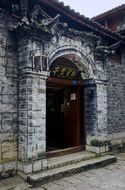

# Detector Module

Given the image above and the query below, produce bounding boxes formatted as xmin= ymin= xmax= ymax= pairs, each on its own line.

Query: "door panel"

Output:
xmin=64 ymin=86 xmax=80 ymax=147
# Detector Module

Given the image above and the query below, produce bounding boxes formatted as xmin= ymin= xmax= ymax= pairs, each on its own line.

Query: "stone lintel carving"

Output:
xmin=56 ymin=23 xmax=117 ymax=61
xmin=57 ymin=24 xmax=105 ymax=51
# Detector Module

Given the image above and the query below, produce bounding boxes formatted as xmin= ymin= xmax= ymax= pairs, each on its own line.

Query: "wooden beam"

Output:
xmin=47 ymin=77 xmax=82 ymax=86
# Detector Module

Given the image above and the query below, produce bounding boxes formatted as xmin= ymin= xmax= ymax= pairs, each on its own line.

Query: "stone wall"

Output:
xmin=0 ymin=9 xmax=110 ymax=174
xmin=107 ymin=56 xmax=125 ymax=144
xmin=84 ymin=79 xmax=107 ymax=145
xmin=18 ymin=38 xmax=49 ymax=162
xmin=84 ymin=80 xmax=97 ymax=140
xmin=0 ymin=15 xmax=17 ymax=164
xmin=96 ymin=81 xmax=107 ymax=140
xmin=18 ymin=73 xmax=47 ymax=162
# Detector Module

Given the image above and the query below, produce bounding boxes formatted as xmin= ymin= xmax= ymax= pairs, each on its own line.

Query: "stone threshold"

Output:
xmin=27 ymin=153 xmax=117 ymax=187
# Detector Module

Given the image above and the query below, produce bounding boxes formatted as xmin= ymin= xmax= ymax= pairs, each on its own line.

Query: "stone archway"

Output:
xmin=46 ymin=45 xmax=108 ymax=155
xmin=48 ymin=45 xmax=98 ymax=80
xmin=46 ymin=47 xmax=96 ymax=155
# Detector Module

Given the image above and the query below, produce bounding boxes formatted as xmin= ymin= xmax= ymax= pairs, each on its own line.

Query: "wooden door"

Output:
xmin=64 ymin=86 xmax=80 ymax=147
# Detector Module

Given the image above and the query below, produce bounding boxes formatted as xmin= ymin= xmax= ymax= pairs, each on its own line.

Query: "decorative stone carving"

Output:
xmin=72 ymin=55 xmax=90 ymax=78
xmin=9 ymin=4 xmax=61 ymax=34
xmin=30 ymin=5 xmax=61 ymax=34
xmin=117 ymin=19 xmax=125 ymax=31
xmin=94 ymin=40 xmax=117 ymax=64
xmin=56 ymin=25 xmax=110 ymax=63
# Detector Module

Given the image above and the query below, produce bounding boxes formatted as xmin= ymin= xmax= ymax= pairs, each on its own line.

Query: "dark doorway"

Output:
xmin=46 ymin=87 xmax=64 ymax=150
xmin=46 ymin=78 xmax=85 ymax=153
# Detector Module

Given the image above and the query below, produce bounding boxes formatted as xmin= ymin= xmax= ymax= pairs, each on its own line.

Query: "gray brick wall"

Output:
xmin=0 ymin=16 xmax=17 ymax=161
xmin=18 ymin=38 xmax=48 ymax=162
xmin=18 ymin=74 xmax=47 ymax=161
xmin=84 ymin=81 xmax=97 ymax=136
xmin=84 ymin=79 xmax=107 ymax=145
xmin=107 ymin=58 xmax=125 ymax=143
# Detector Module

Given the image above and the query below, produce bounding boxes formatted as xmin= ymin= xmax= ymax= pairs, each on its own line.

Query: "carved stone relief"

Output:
xmin=30 ymin=5 xmax=61 ymax=34
xmin=5 ymin=2 xmax=109 ymax=80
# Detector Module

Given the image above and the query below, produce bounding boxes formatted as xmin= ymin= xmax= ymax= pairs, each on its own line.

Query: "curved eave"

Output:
xmin=38 ymin=0 xmax=125 ymax=43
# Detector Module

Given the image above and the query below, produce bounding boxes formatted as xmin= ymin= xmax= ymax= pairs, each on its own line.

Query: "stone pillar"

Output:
xmin=84 ymin=79 xmax=107 ymax=145
xmin=18 ymin=73 xmax=48 ymax=162
xmin=96 ymin=80 xmax=107 ymax=141
xmin=84 ymin=79 xmax=97 ymax=145
xmin=17 ymin=37 xmax=49 ymax=173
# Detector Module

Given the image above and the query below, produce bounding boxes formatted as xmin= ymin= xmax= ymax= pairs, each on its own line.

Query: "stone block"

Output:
xmin=17 ymin=162 xmax=23 ymax=172
xmin=1 ymin=141 xmax=14 ymax=151
xmin=42 ymin=159 xmax=47 ymax=170
xmin=23 ymin=164 xmax=33 ymax=174
xmin=4 ymin=161 xmax=16 ymax=172
xmin=33 ymin=161 xmax=42 ymax=172
xmin=0 ymin=164 xmax=3 ymax=173
xmin=86 ymin=145 xmax=109 ymax=154
xmin=2 ymin=150 xmax=17 ymax=160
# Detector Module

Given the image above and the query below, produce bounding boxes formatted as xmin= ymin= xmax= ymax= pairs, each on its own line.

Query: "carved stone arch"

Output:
xmin=48 ymin=45 xmax=99 ymax=79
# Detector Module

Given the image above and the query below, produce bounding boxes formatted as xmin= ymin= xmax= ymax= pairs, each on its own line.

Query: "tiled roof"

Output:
xmin=42 ymin=0 xmax=125 ymax=42
xmin=92 ymin=3 xmax=125 ymax=20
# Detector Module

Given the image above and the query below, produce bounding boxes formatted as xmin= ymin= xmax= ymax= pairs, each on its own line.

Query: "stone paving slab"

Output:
xmin=0 ymin=176 xmax=24 ymax=190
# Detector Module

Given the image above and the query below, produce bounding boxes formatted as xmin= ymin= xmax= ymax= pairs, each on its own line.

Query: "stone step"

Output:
xmin=47 ymin=151 xmax=95 ymax=170
xmin=27 ymin=154 xmax=117 ymax=187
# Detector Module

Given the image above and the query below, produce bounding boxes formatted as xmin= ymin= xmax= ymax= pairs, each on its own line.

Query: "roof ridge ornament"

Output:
xmin=30 ymin=4 xmax=61 ymax=34
xmin=9 ymin=4 xmax=61 ymax=34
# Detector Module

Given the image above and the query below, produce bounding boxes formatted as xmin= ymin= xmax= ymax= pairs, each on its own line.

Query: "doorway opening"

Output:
xmin=46 ymin=55 xmax=86 ymax=156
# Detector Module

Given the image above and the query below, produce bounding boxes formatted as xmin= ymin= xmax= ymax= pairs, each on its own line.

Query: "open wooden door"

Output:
xmin=46 ymin=78 xmax=85 ymax=157
xmin=64 ymin=86 xmax=80 ymax=147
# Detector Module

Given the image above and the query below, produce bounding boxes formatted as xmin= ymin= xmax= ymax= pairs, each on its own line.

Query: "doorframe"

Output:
xmin=47 ymin=77 xmax=83 ymax=86
xmin=46 ymin=77 xmax=86 ymax=157
xmin=46 ymin=146 xmax=85 ymax=158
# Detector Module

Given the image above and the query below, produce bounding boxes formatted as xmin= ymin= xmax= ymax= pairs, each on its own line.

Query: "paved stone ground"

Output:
xmin=0 ymin=154 xmax=125 ymax=190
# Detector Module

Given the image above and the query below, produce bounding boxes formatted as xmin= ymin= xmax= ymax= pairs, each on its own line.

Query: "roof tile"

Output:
xmin=93 ymin=3 xmax=125 ymax=19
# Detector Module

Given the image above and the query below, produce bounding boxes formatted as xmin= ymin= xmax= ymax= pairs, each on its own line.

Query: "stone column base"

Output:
xmin=0 ymin=158 xmax=48 ymax=178
xmin=17 ymin=158 xmax=48 ymax=177
xmin=86 ymin=145 xmax=109 ymax=154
